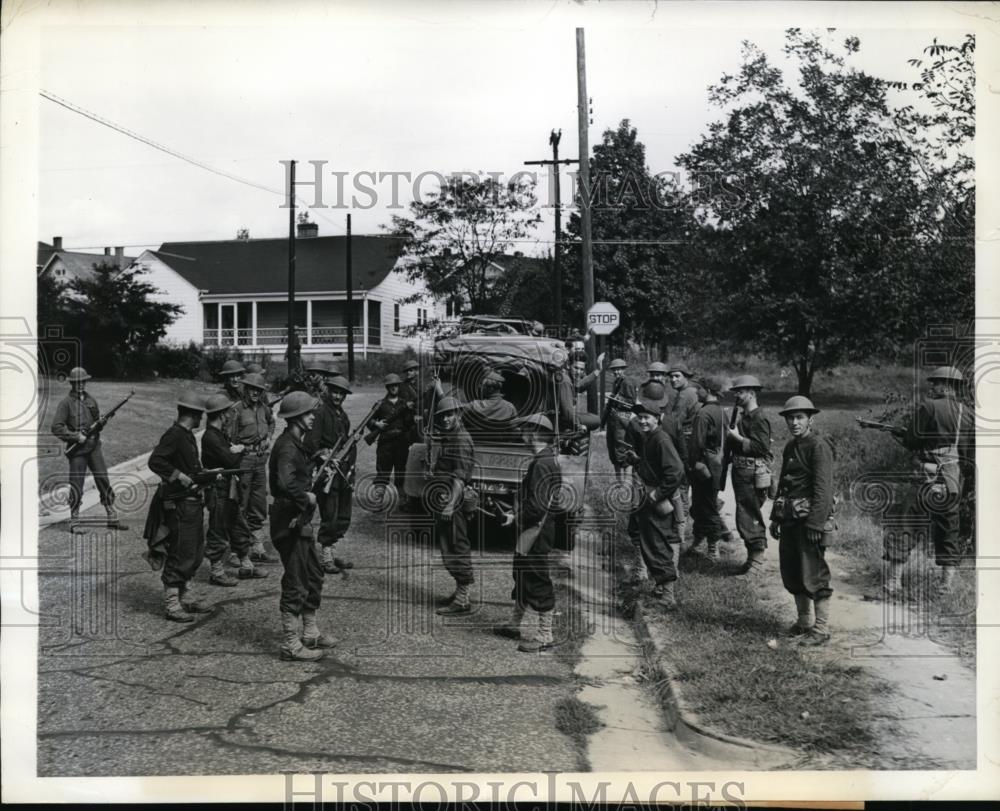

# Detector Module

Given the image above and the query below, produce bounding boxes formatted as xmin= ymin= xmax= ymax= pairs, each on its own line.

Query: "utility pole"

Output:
xmin=345 ymin=213 xmax=355 ymax=382
xmin=524 ymin=130 xmax=577 ymax=335
xmin=576 ymin=27 xmax=598 ymax=414
xmin=287 ymin=159 xmax=300 ymax=377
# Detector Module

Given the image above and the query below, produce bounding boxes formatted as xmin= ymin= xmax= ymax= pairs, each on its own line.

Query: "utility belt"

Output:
xmin=241 ymin=440 xmax=270 ymax=457
xmin=733 ymin=455 xmax=773 ymax=490
xmin=732 ymin=455 xmax=760 ymax=469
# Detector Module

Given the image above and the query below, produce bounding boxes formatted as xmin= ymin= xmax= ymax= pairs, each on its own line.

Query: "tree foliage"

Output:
xmin=386 ymin=174 xmax=542 ymax=314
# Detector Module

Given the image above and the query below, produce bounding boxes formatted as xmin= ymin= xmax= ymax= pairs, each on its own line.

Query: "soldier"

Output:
xmin=668 ymin=362 xmax=700 ymax=539
xmin=496 ymin=414 xmax=561 ymax=652
xmin=244 ymin=362 xmax=265 ymax=376
xmin=769 ymin=396 xmax=835 ymax=645
xmin=883 ymin=366 xmax=974 ymax=594
xmin=726 ymin=375 xmax=773 ymax=575
xmin=368 ymin=373 xmax=415 ymax=499
xmin=269 ymin=391 xmax=337 ymax=661
xmin=146 ymin=393 xmax=212 ymax=623
xmin=465 ymin=370 xmax=517 ymax=425
xmin=304 ymin=363 xmax=328 ymax=396
xmin=233 ymin=372 xmax=277 ymax=562
xmin=626 ymin=398 xmax=686 ymax=609
xmin=431 ymin=397 xmax=477 ymax=616
xmin=400 ymin=359 xmax=421 ymax=407
xmin=305 ymin=375 xmax=356 ymax=575
xmin=50 ymin=366 xmax=119 ymax=526
xmin=218 ymin=359 xmax=245 ymax=440
xmin=602 ymin=358 xmax=637 ymax=481
xmin=688 ymin=377 xmax=728 ymax=561
xmin=201 ymin=395 xmax=266 ymax=586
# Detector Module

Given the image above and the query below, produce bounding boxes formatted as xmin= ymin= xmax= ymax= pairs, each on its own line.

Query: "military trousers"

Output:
xmin=635 ymin=503 xmax=680 ymax=584
xmin=605 ymin=412 xmax=632 ymax=469
xmin=884 ymin=481 xmax=962 ymax=568
xmin=67 ymin=443 xmax=114 ymax=513
xmin=778 ymin=522 xmax=833 ymax=600
xmin=436 ymin=510 xmax=474 ymax=587
xmin=239 ymin=453 xmax=269 ymax=534
xmin=160 ymin=499 xmax=206 ymax=588
xmin=732 ymin=467 xmax=768 ymax=553
xmin=205 ymin=486 xmax=251 ymax=562
xmin=374 ymin=438 xmax=409 ymax=492
xmin=274 ymin=529 xmax=324 ymax=615
xmin=317 ymin=483 xmax=352 ymax=548
xmin=512 ymin=529 xmax=555 ymax=613
xmin=690 ymin=476 xmax=727 ymax=542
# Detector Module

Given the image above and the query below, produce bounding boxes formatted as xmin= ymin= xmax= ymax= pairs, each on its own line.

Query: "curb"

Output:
xmin=633 ymin=597 xmax=801 ymax=769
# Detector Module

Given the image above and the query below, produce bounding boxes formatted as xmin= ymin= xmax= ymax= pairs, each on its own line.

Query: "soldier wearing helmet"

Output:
xmin=769 ymin=396 xmax=835 ymax=645
xmin=145 ymin=392 xmax=212 ymax=623
xmin=465 ymin=370 xmax=518 ymax=429
xmin=495 ymin=413 xmax=562 ymax=651
xmin=231 ymin=372 xmax=277 ymax=563
xmin=601 ymin=358 xmax=637 ymax=481
xmin=367 ymin=373 xmax=416 ymax=501
xmin=50 ymin=366 xmax=119 ymax=526
xmin=427 ymin=397 xmax=477 ymax=616
xmin=880 ymin=365 xmax=974 ymax=594
xmin=687 ymin=376 xmax=729 ymax=561
xmin=268 ymin=391 xmax=335 ymax=661
xmin=200 ymin=395 xmax=262 ymax=587
xmin=305 ymin=374 xmax=356 ymax=574
xmin=218 ymin=360 xmax=246 ymax=438
xmin=726 ymin=374 xmax=773 ymax=576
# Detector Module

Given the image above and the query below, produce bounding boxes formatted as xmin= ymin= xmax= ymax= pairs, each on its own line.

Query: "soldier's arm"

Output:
xmin=806 ymin=439 xmax=835 ymax=533
xmin=902 ymin=402 xmax=932 ymax=451
xmin=652 ymin=434 xmax=684 ymax=499
xmin=276 ymin=442 xmax=312 ymax=511
xmin=148 ymin=431 xmax=182 ymax=481
xmin=50 ymin=399 xmax=74 ymax=442
xmin=744 ymin=412 xmax=772 ymax=458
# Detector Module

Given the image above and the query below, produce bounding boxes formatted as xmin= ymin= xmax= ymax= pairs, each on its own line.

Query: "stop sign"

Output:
xmin=586 ymin=302 xmax=620 ymax=335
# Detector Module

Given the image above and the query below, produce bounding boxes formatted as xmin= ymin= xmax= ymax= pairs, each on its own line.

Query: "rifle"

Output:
xmin=161 ymin=467 xmax=243 ymax=502
xmin=363 ymin=398 xmax=410 ymax=446
xmin=857 ymin=418 xmax=905 ymax=437
xmin=718 ymin=404 xmax=740 ymax=492
xmin=267 ymin=385 xmax=294 ymax=408
xmin=314 ymin=401 xmax=381 ymax=493
xmin=65 ymin=389 xmax=136 ymax=456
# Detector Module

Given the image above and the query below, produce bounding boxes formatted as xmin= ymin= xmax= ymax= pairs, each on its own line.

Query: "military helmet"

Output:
xmin=67 ymin=366 xmax=91 ymax=382
xmin=241 ymin=372 xmax=267 ymax=391
xmin=639 ymin=380 xmax=667 ymax=401
xmin=435 ymin=396 xmax=464 ymax=415
xmin=203 ymin=394 xmax=234 ymax=414
xmin=402 ymin=359 xmax=420 ymax=372
xmin=383 ymin=373 xmax=403 ymax=386
xmin=326 ymin=375 xmax=352 ymax=393
xmin=220 ymin=360 xmax=245 ymax=376
xmin=927 ymin=366 xmax=964 ymax=383
xmin=244 ymin=362 xmax=265 ymax=375
xmin=699 ymin=375 xmax=726 ymax=395
xmin=730 ymin=374 xmax=763 ymax=390
xmin=519 ymin=414 xmax=554 ymax=433
xmin=305 ymin=363 xmax=328 ymax=374
xmin=647 ymin=361 xmax=669 ymax=375
xmin=279 ymin=391 xmax=319 ymax=420
xmin=632 ymin=398 xmax=663 ymax=417
xmin=322 ymin=363 xmax=342 ymax=377
xmin=608 ymin=358 xmax=628 ymax=370
xmin=668 ymin=362 xmax=693 ymax=377
xmin=778 ymin=395 xmax=820 ymax=417
xmin=177 ymin=392 xmax=206 ymax=411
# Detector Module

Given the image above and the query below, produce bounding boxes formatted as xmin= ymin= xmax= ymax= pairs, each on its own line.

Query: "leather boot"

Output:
xmin=800 ymin=597 xmax=831 ymax=646
xmin=238 ymin=556 xmax=268 ymax=579
xmin=301 ymin=610 xmax=339 ymax=649
xmin=658 ymin=580 xmax=678 ymax=610
xmin=516 ymin=607 xmax=542 ymax=652
xmin=280 ymin=611 xmax=324 ymax=661
xmin=249 ymin=530 xmax=278 ymax=563
xmin=939 ymin=566 xmax=958 ymax=592
xmin=164 ymin=587 xmax=194 ymax=623
xmin=180 ymin=581 xmax=210 ymax=613
xmin=786 ymin=594 xmax=813 ymax=636
xmin=634 ymin=555 xmax=649 ymax=582
xmin=321 ymin=545 xmax=341 ymax=574
xmin=537 ymin=609 xmax=555 ymax=648
xmin=105 ymin=504 xmax=127 ymax=529
xmin=333 ymin=556 xmax=354 ymax=571
xmin=737 ymin=548 xmax=765 ymax=575
xmin=209 ymin=559 xmax=239 ymax=587
xmin=494 ymin=603 xmax=525 ymax=639
xmin=436 ymin=583 xmax=472 ymax=615
xmin=705 ymin=539 xmax=720 ymax=562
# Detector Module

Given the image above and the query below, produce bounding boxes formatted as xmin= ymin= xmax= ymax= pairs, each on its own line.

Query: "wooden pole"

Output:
xmin=346 ymin=213 xmax=355 ymax=382
xmin=576 ymin=28 xmax=597 ymax=414
xmin=287 ymin=160 xmax=299 ymax=376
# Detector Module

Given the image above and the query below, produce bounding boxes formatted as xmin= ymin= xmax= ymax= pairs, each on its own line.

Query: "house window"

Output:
xmin=394 ymin=303 xmax=400 ymax=332
xmin=55 ymin=268 xmax=65 ymax=277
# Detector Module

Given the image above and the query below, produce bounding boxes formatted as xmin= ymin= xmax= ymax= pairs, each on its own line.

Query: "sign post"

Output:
xmin=586 ymin=302 xmax=621 ymax=419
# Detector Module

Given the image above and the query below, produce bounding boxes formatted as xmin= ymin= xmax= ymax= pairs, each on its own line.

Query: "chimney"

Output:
xmin=115 ymin=246 xmax=124 ymax=265
xmin=297 ymin=221 xmax=319 ymax=238
xmin=104 ymin=247 xmax=111 ymax=255
xmin=53 ymin=236 xmax=63 ymax=250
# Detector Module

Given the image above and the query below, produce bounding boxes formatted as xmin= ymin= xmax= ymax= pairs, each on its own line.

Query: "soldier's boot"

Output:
xmin=301 ymin=610 xmax=339 ymax=649
xmin=634 ymin=555 xmax=649 ymax=583
xmin=249 ymin=530 xmax=278 ymax=563
xmin=435 ymin=590 xmax=457 ymax=608
xmin=209 ymin=559 xmax=239 ymax=588
xmin=180 ymin=581 xmax=210 ymax=614
xmin=333 ymin=555 xmax=354 ymax=571
xmin=516 ymin=607 xmax=542 ymax=652
xmin=658 ymin=580 xmax=678 ymax=611
xmin=799 ymin=598 xmax=831 ymax=646
xmin=882 ymin=560 xmax=905 ymax=598
xmin=737 ymin=548 xmax=766 ymax=576
xmin=705 ymin=539 xmax=720 ymax=562
xmin=436 ymin=583 xmax=472 ymax=616
xmin=164 ymin=587 xmax=195 ymax=623
xmin=786 ymin=594 xmax=813 ymax=636
xmin=238 ymin=556 xmax=268 ymax=579
xmin=493 ymin=603 xmax=525 ymax=639
xmin=939 ymin=566 xmax=958 ymax=592
xmin=320 ymin=545 xmax=341 ymax=575
xmin=279 ymin=612 xmax=324 ymax=662
xmin=105 ymin=503 xmax=127 ymax=529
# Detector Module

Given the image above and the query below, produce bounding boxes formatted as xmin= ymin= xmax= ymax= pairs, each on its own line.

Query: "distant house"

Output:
xmin=37 ymin=237 xmax=135 ymax=287
xmin=136 ymin=222 xmax=442 ymax=357
xmin=440 ymin=252 xmax=551 ymax=323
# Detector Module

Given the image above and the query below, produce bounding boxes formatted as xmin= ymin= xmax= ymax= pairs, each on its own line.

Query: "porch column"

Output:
xmin=362 ymin=293 xmax=368 ymax=360
xmin=306 ymin=299 xmax=313 ymax=347
xmin=217 ymin=302 xmax=222 ymax=345
xmin=251 ymin=301 xmax=258 ymax=347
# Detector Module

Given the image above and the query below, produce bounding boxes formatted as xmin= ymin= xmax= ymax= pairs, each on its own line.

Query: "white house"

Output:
xmin=38 ymin=237 xmax=135 ymax=289
xmin=134 ymin=222 xmax=442 ymax=357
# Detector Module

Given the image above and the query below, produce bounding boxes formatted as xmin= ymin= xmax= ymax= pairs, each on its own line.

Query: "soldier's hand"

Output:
xmin=769 ymin=521 xmax=781 ymax=540
xmin=373 ymin=420 xmax=387 ymax=430
xmin=500 ymin=510 xmax=515 ymax=527
xmin=177 ymin=472 xmax=194 ymax=488
xmin=726 ymin=426 xmax=743 ymax=442
xmin=77 ymin=432 xmax=88 ymax=443
xmin=307 ymin=492 xmax=317 ymax=507
xmin=806 ymin=528 xmax=824 ymax=543
xmin=230 ymin=444 xmax=245 ymax=453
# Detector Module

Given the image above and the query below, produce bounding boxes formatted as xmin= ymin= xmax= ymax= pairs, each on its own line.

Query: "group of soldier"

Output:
xmin=51 ymin=350 xmax=973 ymax=657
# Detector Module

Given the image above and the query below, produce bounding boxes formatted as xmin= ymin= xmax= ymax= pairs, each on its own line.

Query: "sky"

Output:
xmin=34 ymin=2 xmax=975 ymax=255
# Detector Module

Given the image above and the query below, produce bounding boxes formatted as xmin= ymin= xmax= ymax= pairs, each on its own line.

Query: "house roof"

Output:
xmin=154 ymin=236 xmax=403 ymax=295
xmin=37 ymin=241 xmax=56 ymax=269
xmin=40 ymin=250 xmax=136 ymax=282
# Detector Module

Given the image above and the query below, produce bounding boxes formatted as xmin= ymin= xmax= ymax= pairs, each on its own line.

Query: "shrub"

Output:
xmin=200 ymin=346 xmax=245 ymax=382
xmin=144 ymin=342 xmax=204 ymax=380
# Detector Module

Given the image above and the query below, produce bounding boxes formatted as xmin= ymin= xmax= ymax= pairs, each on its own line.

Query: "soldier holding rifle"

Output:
xmin=601 ymin=358 xmax=636 ymax=481
xmin=50 ymin=366 xmax=128 ymax=527
xmin=687 ymin=377 xmax=728 ymax=562
xmin=233 ymin=372 xmax=277 ymax=562
xmin=217 ymin=359 xmax=245 ymax=439
xmin=269 ymin=391 xmax=337 ymax=662
xmin=367 ymin=373 xmax=415 ymax=502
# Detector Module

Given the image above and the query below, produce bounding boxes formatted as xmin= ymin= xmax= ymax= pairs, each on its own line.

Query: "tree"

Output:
xmin=386 ymin=174 xmax=542 ymax=314
xmin=677 ymin=29 xmax=964 ymax=394
xmin=564 ymin=120 xmax=692 ymax=353
xmin=62 ymin=263 xmax=183 ymax=377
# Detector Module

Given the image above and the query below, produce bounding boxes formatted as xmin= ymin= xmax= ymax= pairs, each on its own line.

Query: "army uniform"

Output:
xmin=688 ymin=394 xmax=727 ymax=553
xmin=728 ymin=386 xmax=772 ymax=565
xmin=369 ymin=378 xmax=415 ymax=493
xmin=601 ymin=362 xmax=637 ymax=472
xmin=232 ymin=375 xmax=276 ymax=545
xmin=50 ymin=371 xmax=116 ymax=520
